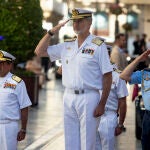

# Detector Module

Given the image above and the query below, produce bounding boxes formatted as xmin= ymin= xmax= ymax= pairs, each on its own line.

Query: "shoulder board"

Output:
xmin=92 ymin=37 xmax=104 ymax=46
xmin=64 ymin=38 xmax=76 ymax=42
xmin=12 ymin=75 xmax=22 ymax=83
xmin=113 ymin=68 xmax=122 ymax=74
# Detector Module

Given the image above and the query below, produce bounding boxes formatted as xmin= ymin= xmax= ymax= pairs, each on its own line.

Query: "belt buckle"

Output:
xmin=74 ymin=90 xmax=79 ymax=94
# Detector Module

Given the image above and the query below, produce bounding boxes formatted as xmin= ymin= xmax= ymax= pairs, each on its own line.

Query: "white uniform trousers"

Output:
xmin=0 ymin=121 xmax=19 ymax=150
xmin=63 ymin=89 xmax=100 ymax=150
xmin=96 ymin=111 xmax=118 ymax=150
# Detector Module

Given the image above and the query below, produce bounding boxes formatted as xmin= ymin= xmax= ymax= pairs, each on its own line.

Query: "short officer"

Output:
xmin=96 ymin=45 xmax=128 ymax=150
xmin=0 ymin=50 xmax=32 ymax=150
xmin=120 ymin=50 xmax=150 ymax=150
xmin=35 ymin=8 xmax=112 ymax=150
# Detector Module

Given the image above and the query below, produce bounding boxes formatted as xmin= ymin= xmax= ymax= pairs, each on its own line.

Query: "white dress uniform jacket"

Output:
xmin=0 ymin=72 xmax=31 ymax=150
xmin=47 ymin=34 xmax=113 ymax=150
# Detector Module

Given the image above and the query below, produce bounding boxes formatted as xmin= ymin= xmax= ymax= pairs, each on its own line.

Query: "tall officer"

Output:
xmin=0 ymin=50 xmax=32 ymax=150
xmin=120 ymin=50 xmax=150 ymax=150
xmin=35 ymin=8 xmax=112 ymax=150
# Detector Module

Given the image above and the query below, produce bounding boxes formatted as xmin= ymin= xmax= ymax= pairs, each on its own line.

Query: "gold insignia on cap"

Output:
xmin=70 ymin=8 xmax=92 ymax=20
xmin=0 ymin=51 xmax=4 ymax=58
xmin=92 ymin=37 xmax=103 ymax=46
xmin=72 ymin=9 xmax=79 ymax=16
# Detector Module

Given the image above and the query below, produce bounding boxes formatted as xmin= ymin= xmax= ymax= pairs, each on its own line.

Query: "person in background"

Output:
xmin=34 ymin=8 xmax=112 ymax=150
xmin=0 ymin=50 xmax=32 ymax=150
xmin=133 ymin=34 xmax=141 ymax=55
xmin=25 ymin=56 xmax=45 ymax=88
xmin=111 ymin=33 xmax=128 ymax=71
xmin=120 ymin=50 xmax=150 ymax=150
xmin=137 ymin=34 xmax=148 ymax=70
xmin=41 ymin=57 xmax=51 ymax=81
xmin=146 ymin=38 xmax=150 ymax=49
xmin=140 ymin=33 xmax=147 ymax=54
xmin=96 ymin=45 xmax=128 ymax=150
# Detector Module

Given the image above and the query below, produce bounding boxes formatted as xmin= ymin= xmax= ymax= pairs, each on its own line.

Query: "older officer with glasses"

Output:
xmin=35 ymin=8 xmax=112 ymax=150
xmin=0 ymin=50 xmax=31 ymax=150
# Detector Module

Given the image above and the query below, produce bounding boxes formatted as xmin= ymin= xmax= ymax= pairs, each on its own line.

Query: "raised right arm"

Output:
xmin=34 ymin=20 xmax=70 ymax=57
xmin=120 ymin=50 xmax=150 ymax=82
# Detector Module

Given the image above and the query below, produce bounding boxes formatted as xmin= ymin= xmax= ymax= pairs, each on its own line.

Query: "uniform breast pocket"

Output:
xmin=80 ymin=53 xmax=94 ymax=59
xmin=0 ymin=90 xmax=16 ymax=104
xmin=80 ymin=54 xmax=94 ymax=65
xmin=143 ymin=80 xmax=150 ymax=92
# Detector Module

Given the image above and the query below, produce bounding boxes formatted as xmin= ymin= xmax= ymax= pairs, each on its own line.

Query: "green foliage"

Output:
xmin=0 ymin=0 xmax=43 ymax=64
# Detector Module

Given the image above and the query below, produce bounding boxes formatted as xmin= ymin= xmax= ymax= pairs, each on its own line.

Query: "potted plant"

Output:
xmin=13 ymin=68 xmax=39 ymax=106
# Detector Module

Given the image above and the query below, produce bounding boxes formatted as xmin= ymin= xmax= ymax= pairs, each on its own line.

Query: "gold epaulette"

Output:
xmin=64 ymin=38 xmax=76 ymax=42
xmin=12 ymin=75 xmax=22 ymax=83
xmin=92 ymin=37 xmax=104 ymax=46
xmin=113 ymin=68 xmax=122 ymax=74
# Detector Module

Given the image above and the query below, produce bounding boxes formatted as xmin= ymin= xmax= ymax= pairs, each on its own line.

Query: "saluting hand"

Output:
xmin=138 ymin=49 xmax=150 ymax=62
xmin=94 ymin=104 xmax=105 ymax=117
xmin=51 ymin=19 xmax=70 ymax=34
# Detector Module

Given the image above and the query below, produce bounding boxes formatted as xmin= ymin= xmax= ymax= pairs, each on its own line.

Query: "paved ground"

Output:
xmin=18 ymin=73 xmax=142 ymax=150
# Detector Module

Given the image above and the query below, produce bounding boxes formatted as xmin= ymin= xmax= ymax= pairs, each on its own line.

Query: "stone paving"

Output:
xmin=18 ymin=74 xmax=142 ymax=150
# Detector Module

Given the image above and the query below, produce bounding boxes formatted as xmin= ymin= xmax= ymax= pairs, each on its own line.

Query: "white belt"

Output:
xmin=66 ymin=88 xmax=99 ymax=94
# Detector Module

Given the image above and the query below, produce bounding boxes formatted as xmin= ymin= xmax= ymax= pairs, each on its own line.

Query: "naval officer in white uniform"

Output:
xmin=0 ymin=50 xmax=32 ymax=150
xmin=96 ymin=45 xmax=128 ymax=150
xmin=35 ymin=8 xmax=113 ymax=150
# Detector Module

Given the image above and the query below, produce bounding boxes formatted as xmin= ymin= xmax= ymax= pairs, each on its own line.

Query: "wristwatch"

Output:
xmin=20 ymin=129 xmax=26 ymax=133
xmin=47 ymin=30 xmax=54 ymax=36
xmin=117 ymin=124 xmax=124 ymax=129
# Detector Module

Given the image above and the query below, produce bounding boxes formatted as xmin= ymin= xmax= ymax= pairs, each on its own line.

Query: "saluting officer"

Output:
xmin=35 ymin=8 xmax=112 ymax=150
xmin=0 ymin=50 xmax=32 ymax=150
xmin=120 ymin=50 xmax=150 ymax=150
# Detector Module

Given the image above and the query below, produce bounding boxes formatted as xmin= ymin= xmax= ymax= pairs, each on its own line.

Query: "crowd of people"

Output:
xmin=1 ymin=7 xmax=150 ymax=150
